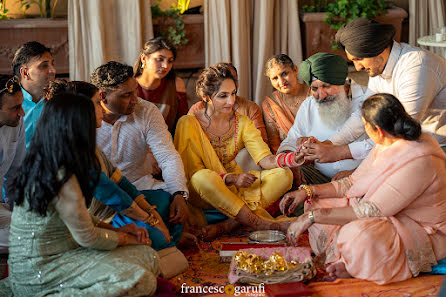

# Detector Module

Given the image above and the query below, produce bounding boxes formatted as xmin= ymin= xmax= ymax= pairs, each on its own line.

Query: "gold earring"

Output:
xmin=141 ymin=62 xmax=145 ymax=69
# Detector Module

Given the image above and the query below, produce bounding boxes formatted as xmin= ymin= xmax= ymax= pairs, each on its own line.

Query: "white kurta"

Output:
xmin=330 ymin=42 xmax=446 ymax=149
xmin=96 ymin=98 xmax=187 ymax=194
xmin=278 ymin=97 xmax=365 ymax=178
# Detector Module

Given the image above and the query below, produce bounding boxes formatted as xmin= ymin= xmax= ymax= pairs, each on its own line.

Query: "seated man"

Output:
xmin=0 ymin=77 xmax=25 ymax=253
xmin=278 ymin=53 xmax=369 ymax=185
xmin=12 ymin=41 xmax=56 ymax=147
xmin=325 ymin=18 xmax=446 ymax=153
xmin=91 ymin=61 xmax=189 ymax=225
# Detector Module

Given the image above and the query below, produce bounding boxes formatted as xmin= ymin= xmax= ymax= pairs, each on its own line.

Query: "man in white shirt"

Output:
xmin=0 ymin=77 xmax=26 ymax=253
xmin=12 ymin=41 xmax=56 ymax=147
xmin=91 ymin=61 xmax=189 ymax=224
xmin=278 ymin=53 xmax=367 ymax=183
xmin=331 ymin=18 xmax=446 ymax=150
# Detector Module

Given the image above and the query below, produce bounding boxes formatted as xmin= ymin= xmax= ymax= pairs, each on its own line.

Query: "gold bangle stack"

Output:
xmin=143 ymin=205 xmax=159 ymax=226
xmin=298 ymin=184 xmax=313 ymax=204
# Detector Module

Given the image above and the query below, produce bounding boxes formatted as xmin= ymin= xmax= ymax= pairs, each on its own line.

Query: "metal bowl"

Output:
xmin=248 ymin=230 xmax=286 ymax=244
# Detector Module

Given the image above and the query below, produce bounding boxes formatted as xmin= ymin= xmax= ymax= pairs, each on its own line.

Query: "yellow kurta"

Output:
xmin=174 ymin=114 xmax=292 ymax=223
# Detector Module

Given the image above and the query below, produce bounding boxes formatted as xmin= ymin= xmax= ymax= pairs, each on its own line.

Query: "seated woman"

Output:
xmin=262 ymin=54 xmax=308 ymax=154
xmin=44 ymin=80 xmax=190 ymax=251
xmin=174 ymin=63 xmax=294 ymax=240
xmin=134 ymin=37 xmax=188 ymax=135
xmin=4 ymin=94 xmax=159 ymax=296
xmin=281 ymin=93 xmax=446 ymax=285
xmin=189 ymin=62 xmax=268 ymax=172
xmin=189 ymin=62 xmax=268 ymax=144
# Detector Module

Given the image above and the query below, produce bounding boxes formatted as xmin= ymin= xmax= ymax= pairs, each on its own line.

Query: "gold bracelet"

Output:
xmin=308 ymin=210 xmax=315 ymax=224
xmin=298 ymin=184 xmax=312 ymax=204
xmin=143 ymin=213 xmax=159 ymax=226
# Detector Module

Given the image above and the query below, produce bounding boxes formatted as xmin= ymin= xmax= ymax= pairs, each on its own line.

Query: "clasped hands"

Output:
xmin=297 ymin=136 xmax=340 ymax=163
xmin=117 ymin=223 xmax=151 ymax=246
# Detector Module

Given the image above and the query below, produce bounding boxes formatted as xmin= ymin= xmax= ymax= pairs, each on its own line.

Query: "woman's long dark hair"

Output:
xmin=14 ymin=93 xmax=101 ymax=216
xmin=133 ymin=37 xmax=177 ymax=79
xmin=362 ymin=93 xmax=421 ymax=141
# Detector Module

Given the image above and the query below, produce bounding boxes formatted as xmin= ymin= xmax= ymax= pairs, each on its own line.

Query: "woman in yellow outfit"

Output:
xmin=174 ymin=63 xmax=294 ymax=240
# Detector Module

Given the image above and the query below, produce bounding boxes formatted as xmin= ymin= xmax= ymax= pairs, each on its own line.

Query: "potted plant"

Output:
xmin=300 ymin=0 xmax=408 ymax=59
xmin=151 ymin=0 xmax=204 ymax=69
xmin=0 ymin=0 xmax=68 ymax=75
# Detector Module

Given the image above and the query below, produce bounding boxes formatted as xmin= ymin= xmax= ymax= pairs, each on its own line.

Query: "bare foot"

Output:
xmin=197 ymin=219 xmax=240 ymax=241
xmin=326 ymin=262 xmax=352 ymax=279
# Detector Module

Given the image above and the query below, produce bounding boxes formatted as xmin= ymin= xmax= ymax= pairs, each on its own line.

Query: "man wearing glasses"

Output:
xmin=0 ymin=76 xmax=25 ymax=253
xmin=12 ymin=41 xmax=56 ymax=147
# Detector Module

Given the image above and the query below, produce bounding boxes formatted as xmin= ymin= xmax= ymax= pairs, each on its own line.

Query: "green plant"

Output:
xmin=17 ymin=0 xmax=60 ymax=18
xmin=301 ymin=0 xmax=389 ymax=49
xmin=324 ymin=0 xmax=388 ymax=30
xmin=0 ymin=0 xmax=9 ymax=20
xmin=301 ymin=0 xmax=330 ymax=13
xmin=151 ymin=0 xmax=190 ymax=46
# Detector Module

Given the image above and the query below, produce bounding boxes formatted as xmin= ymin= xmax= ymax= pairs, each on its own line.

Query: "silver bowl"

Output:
xmin=248 ymin=230 xmax=286 ymax=244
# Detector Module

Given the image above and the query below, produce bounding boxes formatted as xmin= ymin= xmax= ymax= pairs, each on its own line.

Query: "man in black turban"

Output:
xmin=333 ymin=17 xmax=446 ymax=150
xmin=335 ymin=18 xmax=395 ymax=77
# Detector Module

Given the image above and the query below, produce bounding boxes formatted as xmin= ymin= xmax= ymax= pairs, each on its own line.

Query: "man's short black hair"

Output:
xmin=90 ymin=61 xmax=134 ymax=92
xmin=12 ymin=41 xmax=51 ymax=79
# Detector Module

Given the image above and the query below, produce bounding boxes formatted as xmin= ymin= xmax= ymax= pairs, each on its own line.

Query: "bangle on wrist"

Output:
xmin=298 ymin=184 xmax=313 ymax=204
xmin=144 ymin=213 xmax=159 ymax=226
xmin=308 ymin=210 xmax=315 ymax=224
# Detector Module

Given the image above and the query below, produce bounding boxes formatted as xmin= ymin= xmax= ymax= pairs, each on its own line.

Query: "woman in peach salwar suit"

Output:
xmin=281 ymin=93 xmax=446 ymax=285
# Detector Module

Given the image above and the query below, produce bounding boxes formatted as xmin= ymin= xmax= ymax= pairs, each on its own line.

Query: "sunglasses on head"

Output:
xmin=0 ymin=76 xmax=21 ymax=96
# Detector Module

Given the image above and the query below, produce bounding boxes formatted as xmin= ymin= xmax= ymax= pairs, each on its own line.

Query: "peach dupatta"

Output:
xmin=346 ymin=133 xmax=446 ymax=277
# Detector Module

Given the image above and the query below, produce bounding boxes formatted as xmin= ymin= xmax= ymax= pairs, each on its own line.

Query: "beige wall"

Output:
xmin=5 ymin=0 xmax=68 ymax=18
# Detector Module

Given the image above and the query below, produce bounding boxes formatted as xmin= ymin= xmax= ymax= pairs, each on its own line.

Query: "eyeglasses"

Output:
xmin=0 ymin=76 xmax=21 ymax=96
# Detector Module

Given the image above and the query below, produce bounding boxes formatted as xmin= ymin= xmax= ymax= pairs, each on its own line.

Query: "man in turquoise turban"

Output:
xmin=277 ymin=52 xmax=371 ymax=187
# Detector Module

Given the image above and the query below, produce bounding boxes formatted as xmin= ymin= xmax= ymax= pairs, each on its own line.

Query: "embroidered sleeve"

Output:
xmin=352 ymin=201 xmax=383 ymax=218
xmin=331 ymin=177 xmax=353 ymax=197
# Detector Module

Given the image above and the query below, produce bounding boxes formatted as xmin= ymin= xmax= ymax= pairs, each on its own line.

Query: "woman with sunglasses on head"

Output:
xmin=4 ymin=93 xmax=160 ymax=296
xmin=282 ymin=93 xmax=446 ymax=284
xmin=175 ymin=63 xmax=294 ymax=241
xmin=134 ymin=37 xmax=188 ymax=135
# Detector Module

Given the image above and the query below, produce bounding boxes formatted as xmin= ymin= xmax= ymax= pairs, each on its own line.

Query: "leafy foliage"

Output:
xmin=301 ymin=0 xmax=389 ymax=49
xmin=16 ymin=0 xmax=59 ymax=18
xmin=0 ymin=0 xmax=9 ymax=20
xmin=324 ymin=0 xmax=388 ymax=30
xmin=151 ymin=0 xmax=189 ymax=46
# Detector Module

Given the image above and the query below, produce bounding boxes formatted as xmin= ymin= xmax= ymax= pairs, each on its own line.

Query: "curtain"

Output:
xmin=68 ymin=0 xmax=153 ymax=81
xmin=205 ymin=0 xmax=302 ymax=105
xmin=408 ymin=0 xmax=446 ymax=57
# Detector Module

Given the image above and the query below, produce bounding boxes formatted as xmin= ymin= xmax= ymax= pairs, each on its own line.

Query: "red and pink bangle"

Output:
xmin=219 ymin=173 xmax=231 ymax=184
xmin=275 ymin=152 xmax=300 ymax=168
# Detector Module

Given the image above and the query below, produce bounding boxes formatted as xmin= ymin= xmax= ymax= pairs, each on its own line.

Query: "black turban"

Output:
xmin=299 ymin=53 xmax=348 ymax=88
xmin=335 ymin=18 xmax=395 ymax=58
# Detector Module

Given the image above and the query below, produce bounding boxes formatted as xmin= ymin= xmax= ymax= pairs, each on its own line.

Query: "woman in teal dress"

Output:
xmin=3 ymin=93 xmax=159 ymax=296
xmin=44 ymin=79 xmax=185 ymax=251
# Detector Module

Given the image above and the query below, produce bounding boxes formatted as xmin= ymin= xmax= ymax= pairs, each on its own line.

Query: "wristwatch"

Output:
xmin=172 ymin=191 xmax=189 ymax=202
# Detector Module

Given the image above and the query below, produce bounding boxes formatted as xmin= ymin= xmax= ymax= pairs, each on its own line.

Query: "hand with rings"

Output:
xmin=287 ymin=214 xmax=313 ymax=246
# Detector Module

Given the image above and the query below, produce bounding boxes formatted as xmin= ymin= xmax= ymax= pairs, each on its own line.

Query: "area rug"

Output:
xmin=172 ymin=229 xmax=445 ymax=296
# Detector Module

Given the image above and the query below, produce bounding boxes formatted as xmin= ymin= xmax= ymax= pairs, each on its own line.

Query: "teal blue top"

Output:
xmin=21 ymin=88 xmax=45 ymax=148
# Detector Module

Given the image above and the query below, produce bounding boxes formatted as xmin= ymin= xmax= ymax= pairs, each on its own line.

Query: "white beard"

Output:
xmin=316 ymin=89 xmax=351 ymax=130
